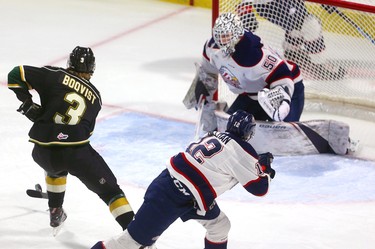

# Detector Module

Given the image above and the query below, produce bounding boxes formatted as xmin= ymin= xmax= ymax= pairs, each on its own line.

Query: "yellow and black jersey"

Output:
xmin=8 ymin=65 xmax=102 ymax=146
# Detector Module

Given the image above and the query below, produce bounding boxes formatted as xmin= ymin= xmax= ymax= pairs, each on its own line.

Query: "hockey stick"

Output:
xmin=324 ymin=5 xmax=375 ymax=46
xmin=194 ymin=96 xmax=205 ymax=140
xmin=337 ymin=11 xmax=375 ymax=45
xmin=26 ymin=183 xmax=48 ymax=199
xmin=27 ymin=189 xmax=48 ymax=199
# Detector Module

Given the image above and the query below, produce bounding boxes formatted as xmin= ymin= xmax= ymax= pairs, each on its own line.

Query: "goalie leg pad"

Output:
xmin=327 ymin=120 xmax=351 ymax=155
xmin=215 ymin=109 xmax=352 ymax=155
xmin=200 ymin=102 xmax=218 ymax=133
xmin=215 ymin=110 xmax=230 ymax=134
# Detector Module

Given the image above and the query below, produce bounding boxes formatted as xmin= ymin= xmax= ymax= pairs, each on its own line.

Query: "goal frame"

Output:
xmin=211 ymin=0 xmax=375 ymax=121
xmin=212 ymin=0 xmax=375 ymax=19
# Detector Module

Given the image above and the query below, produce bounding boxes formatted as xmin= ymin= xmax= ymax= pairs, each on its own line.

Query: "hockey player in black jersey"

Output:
xmin=7 ymin=46 xmax=134 ymax=233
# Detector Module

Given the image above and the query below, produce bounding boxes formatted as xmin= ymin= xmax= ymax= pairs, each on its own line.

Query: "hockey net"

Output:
xmin=213 ymin=0 xmax=375 ymax=121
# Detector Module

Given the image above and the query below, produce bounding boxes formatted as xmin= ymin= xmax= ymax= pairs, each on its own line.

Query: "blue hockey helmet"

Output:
xmin=226 ymin=110 xmax=256 ymax=141
xmin=67 ymin=46 xmax=96 ymax=74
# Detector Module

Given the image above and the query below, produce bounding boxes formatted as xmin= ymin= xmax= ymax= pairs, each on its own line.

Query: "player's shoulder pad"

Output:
xmin=232 ymin=31 xmax=263 ymax=67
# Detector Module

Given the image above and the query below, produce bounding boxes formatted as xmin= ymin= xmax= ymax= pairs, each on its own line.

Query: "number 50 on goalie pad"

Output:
xmin=215 ymin=110 xmax=351 ymax=155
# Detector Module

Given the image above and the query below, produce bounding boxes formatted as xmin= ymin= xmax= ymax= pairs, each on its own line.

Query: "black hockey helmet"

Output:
xmin=226 ymin=110 xmax=256 ymax=141
xmin=67 ymin=46 xmax=96 ymax=73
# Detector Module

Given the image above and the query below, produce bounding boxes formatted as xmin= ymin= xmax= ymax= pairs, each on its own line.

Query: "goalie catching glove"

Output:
xmin=258 ymin=85 xmax=291 ymax=121
xmin=255 ymin=152 xmax=275 ymax=179
xmin=17 ymin=98 xmax=43 ymax=122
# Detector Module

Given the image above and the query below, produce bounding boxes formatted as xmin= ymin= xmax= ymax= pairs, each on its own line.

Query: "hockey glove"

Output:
xmin=17 ymin=98 xmax=43 ymax=122
xmin=258 ymin=85 xmax=291 ymax=121
xmin=256 ymin=152 xmax=275 ymax=179
xmin=182 ymin=62 xmax=218 ymax=110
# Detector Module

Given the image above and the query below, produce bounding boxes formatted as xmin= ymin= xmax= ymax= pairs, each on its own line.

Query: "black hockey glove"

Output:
xmin=17 ymin=98 xmax=43 ymax=122
xmin=257 ymin=152 xmax=276 ymax=179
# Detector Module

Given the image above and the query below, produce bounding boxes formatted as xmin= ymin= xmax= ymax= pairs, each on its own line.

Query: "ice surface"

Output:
xmin=1 ymin=0 xmax=374 ymax=248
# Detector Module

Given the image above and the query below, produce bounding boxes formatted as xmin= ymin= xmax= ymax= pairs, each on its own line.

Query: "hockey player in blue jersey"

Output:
xmin=91 ymin=110 xmax=275 ymax=249
xmin=183 ymin=12 xmax=355 ymax=156
xmin=183 ymin=12 xmax=305 ymax=134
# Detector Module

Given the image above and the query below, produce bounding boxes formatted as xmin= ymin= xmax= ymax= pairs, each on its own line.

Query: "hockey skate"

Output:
xmin=347 ymin=138 xmax=360 ymax=154
xmin=91 ymin=242 xmax=157 ymax=249
xmin=49 ymin=207 xmax=67 ymax=236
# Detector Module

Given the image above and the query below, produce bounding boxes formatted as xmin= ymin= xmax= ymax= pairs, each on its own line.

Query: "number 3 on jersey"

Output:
xmin=54 ymin=92 xmax=86 ymax=125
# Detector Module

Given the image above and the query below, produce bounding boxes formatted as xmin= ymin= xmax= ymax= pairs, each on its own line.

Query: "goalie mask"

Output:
xmin=213 ymin=13 xmax=245 ymax=56
xmin=67 ymin=46 xmax=96 ymax=74
xmin=226 ymin=110 xmax=256 ymax=141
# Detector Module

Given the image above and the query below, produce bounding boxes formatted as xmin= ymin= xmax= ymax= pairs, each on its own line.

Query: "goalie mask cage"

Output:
xmin=212 ymin=0 xmax=375 ymax=121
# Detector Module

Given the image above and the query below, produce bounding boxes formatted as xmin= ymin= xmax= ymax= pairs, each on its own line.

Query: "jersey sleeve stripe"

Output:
xmin=19 ymin=66 xmax=33 ymax=90
xmin=168 ymin=153 xmax=217 ymax=212
xmin=265 ymin=61 xmax=293 ymax=85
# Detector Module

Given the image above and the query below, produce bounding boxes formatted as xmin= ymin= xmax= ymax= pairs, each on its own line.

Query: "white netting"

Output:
xmin=215 ymin=0 xmax=375 ymax=121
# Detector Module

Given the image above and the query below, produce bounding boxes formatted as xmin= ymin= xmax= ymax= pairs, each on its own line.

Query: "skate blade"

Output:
xmin=52 ymin=223 xmax=64 ymax=237
xmin=348 ymin=138 xmax=360 ymax=154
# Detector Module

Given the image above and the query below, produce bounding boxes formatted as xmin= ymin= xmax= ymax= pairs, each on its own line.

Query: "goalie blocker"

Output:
xmin=215 ymin=109 xmax=354 ymax=156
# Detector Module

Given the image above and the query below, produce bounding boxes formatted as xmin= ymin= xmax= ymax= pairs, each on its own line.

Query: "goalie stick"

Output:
xmin=26 ymin=183 xmax=48 ymax=199
xmin=194 ymin=97 xmax=205 ymax=140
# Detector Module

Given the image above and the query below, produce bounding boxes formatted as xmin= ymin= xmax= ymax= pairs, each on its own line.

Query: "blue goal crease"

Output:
xmin=91 ymin=111 xmax=375 ymax=204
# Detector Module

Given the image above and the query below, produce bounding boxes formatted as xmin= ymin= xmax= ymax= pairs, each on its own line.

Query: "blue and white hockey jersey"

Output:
xmin=167 ymin=131 xmax=270 ymax=215
xmin=201 ymin=31 xmax=302 ymax=99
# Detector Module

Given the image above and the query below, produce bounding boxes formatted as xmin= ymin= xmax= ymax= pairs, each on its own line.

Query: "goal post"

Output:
xmin=212 ymin=0 xmax=375 ymax=121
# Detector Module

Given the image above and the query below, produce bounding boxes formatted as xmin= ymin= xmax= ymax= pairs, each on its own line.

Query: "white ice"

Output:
xmin=1 ymin=0 xmax=375 ymax=248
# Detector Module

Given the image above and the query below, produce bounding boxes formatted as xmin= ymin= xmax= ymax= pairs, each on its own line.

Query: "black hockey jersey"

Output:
xmin=8 ymin=65 xmax=102 ymax=146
